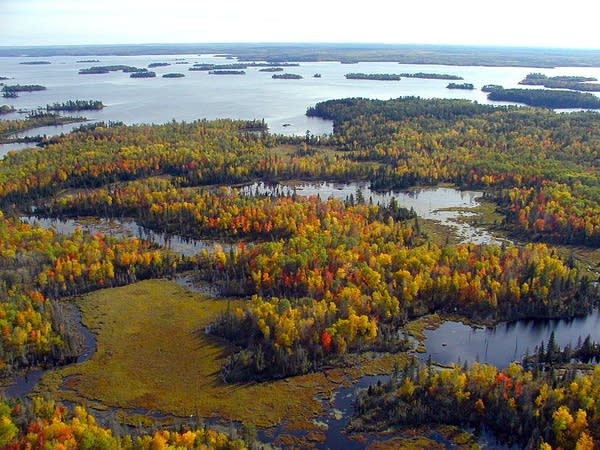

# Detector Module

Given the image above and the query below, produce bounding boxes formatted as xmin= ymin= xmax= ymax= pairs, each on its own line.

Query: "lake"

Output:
xmin=2 ymin=53 xmax=600 ymax=155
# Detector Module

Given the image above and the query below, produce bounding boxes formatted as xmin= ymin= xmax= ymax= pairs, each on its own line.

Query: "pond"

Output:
xmin=20 ymin=215 xmax=234 ymax=257
xmin=421 ymin=310 xmax=600 ymax=368
xmin=241 ymin=181 xmax=506 ymax=245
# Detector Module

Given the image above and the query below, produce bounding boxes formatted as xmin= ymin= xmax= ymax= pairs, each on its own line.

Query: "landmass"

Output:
xmin=45 ymin=100 xmax=104 ymax=112
xmin=209 ymin=70 xmax=246 ymax=75
xmin=519 ymin=72 xmax=600 ymax=91
xmin=345 ymin=73 xmax=402 ymax=81
xmin=19 ymin=60 xmax=51 ymax=65
xmin=399 ymin=72 xmax=463 ymax=80
xmin=130 ymin=70 xmax=156 ymax=78
xmin=446 ymin=82 xmax=474 ymax=89
xmin=487 ymin=87 xmax=600 ymax=108
xmin=272 ymin=73 xmax=302 ymax=79
xmin=4 ymin=43 xmax=600 ymax=67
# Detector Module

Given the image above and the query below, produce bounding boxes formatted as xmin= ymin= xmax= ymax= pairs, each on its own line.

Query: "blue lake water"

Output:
xmin=2 ymin=54 xmax=600 ymax=157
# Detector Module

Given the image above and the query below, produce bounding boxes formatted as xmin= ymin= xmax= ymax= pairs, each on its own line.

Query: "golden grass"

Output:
xmin=403 ymin=314 xmax=442 ymax=342
xmin=37 ymin=279 xmax=333 ymax=428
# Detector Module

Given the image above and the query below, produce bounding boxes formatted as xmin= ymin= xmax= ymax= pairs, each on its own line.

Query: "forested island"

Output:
xmin=43 ymin=100 xmax=104 ymax=112
xmin=481 ymin=84 xmax=503 ymax=92
xmin=446 ymin=82 xmax=474 ymax=89
xmin=162 ymin=72 xmax=185 ymax=78
xmin=78 ymin=65 xmax=142 ymax=74
xmin=76 ymin=59 xmax=100 ymax=63
xmin=148 ymin=62 xmax=170 ymax=68
xmin=19 ymin=60 xmax=51 ymax=65
xmin=2 ymin=94 xmax=600 ymax=448
xmin=258 ymin=67 xmax=284 ymax=72
xmin=130 ymin=70 xmax=156 ymax=78
xmin=399 ymin=72 xmax=463 ymax=80
xmin=272 ymin=73 xmax=302 ymax=79
xmin=519 ymin=72 xmax=600 ymax=91
xmin=487 ymin=87 xmax=600 ymax=108
xmin=2 ymin=84 xmax=46 ymax=98
xmin=209 ymin=70 xmax=246 ymax=75
xmin=346 ymin=73 xmax=401 ymax=80
xmin=0 ymin=105 xmax=15 ymax=115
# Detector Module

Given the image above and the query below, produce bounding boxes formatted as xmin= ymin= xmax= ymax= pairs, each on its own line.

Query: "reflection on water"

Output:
xmin=422 ymin=310 xmax=600 ymax=368
xmin=20 ymin=216 xmax=232 ymax=257
xmin=241 ymin=181 xmax=505 ymax=245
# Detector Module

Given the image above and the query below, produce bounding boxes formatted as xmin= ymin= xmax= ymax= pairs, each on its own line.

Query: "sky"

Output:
xmin=1 ymin=0 xmax=600 ymax=49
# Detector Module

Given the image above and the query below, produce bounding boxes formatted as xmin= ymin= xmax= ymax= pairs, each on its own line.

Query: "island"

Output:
xmin=345 ymin=73 xmax=401 ymax=81
xmin=148 ymin=62 xmax=171 ymax=68
xmin=0 ymin=105 xmax=15 ymax=115
xmin=19 ymin=60 xmax=51 ymax=65
xmin=130 ymin=70 xmax=156 ymax=78
xmin=487 ymin=87 xmax=600 ymax=108
xmin=209 ymin=70 xmax=246 ymax=75
xmin=519 ymin=72 xmax=600 ymax=92
xmin=2 ymin=84 xmax=46 ymax=98
xmin=258 ymin=67 xmax=284 ymax=72
xmin=45 ymin=100 xmax=104 ymax=112
xmin=481 ymin=84 xmax=503 ymax=92
xmin=162 ymin=72 xmax=185 ymax=78
xmin=76 ymin=59 xmax=100 ymax=63
xmin=399 ymin=72 xmax=463 ymax=80
xmin=78 ymin=65 xmax=141 ymax=74
xmin=189 ymin=64 xmax=214 ymax=71
xmin=272 ymin=73 xmax=303 ymax=79
xmin=446 ymin=82 xmax=474 ymax=89
xmin=313 ymin=73 xmax=322 ymax=78
xmin=246 ymin=62 xmax=300 ymax=67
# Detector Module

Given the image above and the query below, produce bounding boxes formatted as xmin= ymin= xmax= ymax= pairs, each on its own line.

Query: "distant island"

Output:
xmin=259 ymin=67 xmax=284 ymax=72
xmin=76 ymin=59 xmax=100 ymax=63
xmin=519 ymin=72 xmax=600 ymax=92
xmin=345 ymin=73 xmax=401 ymax=81
xmin=148 ymin=62 xmax=171 ymax=68
xmin=246 ymin=62 xmax=300 ymax=67
xmin=313 ymin=73 xmax=322 ymax=78
xmin=272 ymin=73 xmax=303 ymax=79
xmin=446 ymin=82 xmax=474 ymax=90
xmin=209 ymin=70 xmax=246 ymax=75
xmin=0 ymin=105 xmax=15 ymax=115
xmin=79 ymin=65 xmax=142 ymax=74
xmin=4 ymin=44 xmax=600 ymax=67
xmin=2 ymin=84 xmax=46 ymax=98
xmin=19 ymin=61 xmax=51 ymax=65
xmin=162 ymin=73 xmax=185 ymax=78
xmin=130 ymin=71 xmax=156 ymax=78
xmin=45 ymin=100 xmax=104 ymax=112
xmin=481 ymin=84 xmax=503 ymax=92
xmin=487 ymin=87 xmax=600 ymax=108
xmin=399 ymin=72 xmax=463 ymax=80
xmin=190 ymin=63 xmax=248 ymax=71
